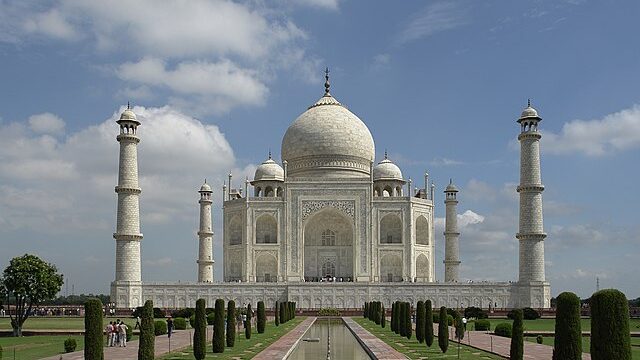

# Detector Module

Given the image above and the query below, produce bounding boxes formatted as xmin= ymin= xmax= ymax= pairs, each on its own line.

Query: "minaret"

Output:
xmin=516 ymin=100 xmax=546 ymax=284
xmin=197 ymin=180 xmax=214 ymax=282
xmin=112 ymin=104 xmax=143 ymax=308
xmin=443 ymin=179 xmax=461 ymax=282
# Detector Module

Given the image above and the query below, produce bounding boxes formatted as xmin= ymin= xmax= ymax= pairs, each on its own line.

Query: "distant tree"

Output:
xmin=405 ymin=302 xmax=412 ymax=340
xmin=364 ymin=302 xmax=368 ymax=318
xmin=275 ymin=301 xmax=280 ymax=326
xmin=438 ymin=307 xmax=448 ymax=353
xmin=212 ymin=299 xmax=225 ymax=353
xmin=375 ymin=301 xmax=381 ymax=325
xmin=138 ymin=300 xmax=155 ymax=360
xmin=590 ymin=289 xmax=631 ymax=360
xmin=0 ymin=254 xmax=64 ymax=336
xmin=245 ymin=303 xmax=252 ymax=339
xmin=399 ymin=302 xmax=406 ymax=337
xmin=553 ymin=292 xmax=582 ymax=360
xmin=425 ymin=300 xmax=434 ymax=347
xmin=510 ymin=309 xmax=524 ymax=360
xmin=390 ymin=302 xmax=396 ymax=333
xmin=84 ymin=298 xmax=103 ymax=360
xmin=257 ymin=301 xmax=266 ymax=334
xmin=454 ymin=311 xmax=464 ymax=341
xmin=381 ymin=304 xmax=386 ymax=328
xmin=226 ymin=300 xmax=236 ymax=347
xmin=193 ymin=299 xmax=206 ymax=360
xmin=416 ymin=301 xmax=425 ymax=343
xmin=464 ymin=306 xmax=487 ymax=319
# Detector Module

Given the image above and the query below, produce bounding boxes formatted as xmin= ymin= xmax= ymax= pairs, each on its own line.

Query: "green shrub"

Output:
xmin=438 ymin=307 xmax=448 ymax=353
xmin=275 ymin=301 xmax=280 ymax=326
xmin=474 ymin=319 xmax=491 ymax=331
xmin=390 ymin=302 xmax=396 ymax=333
xmin=212 ymin=299 xmax=225 ymax=353
xmin=279 ymin=302 xmax=285 ymax=324
xmin=381 ymin=304 xmax=386 ymax=328
xmin=0 ymin=344 xmax=3 ymax=359
xmin=245 ymin=303 xmax=253 ymax=339
xmin=173 ymin=317 xmax=187 ymax=330
xmin=454 ymin=311 xmax=464 ymax=341
xmin=207 ymin=312 xmax=215 ymax=325
xmin=154 ymin=320 xmax=167 ymax=336
xmin=64 ymin=338 xmax=77 ymax=353
xmin=425 ymin=300 xmax=434 ymax=348
xmin=433 ymin=313 xmax=439 ymax=323
xmin=405 ymin=302 xmax=412 ymax=340
xmin=553 ymin=292 xmax=582 ymax=360
xmin=399 ymin=302 xmax=406 ymax=336
xmin=193 ymin=299 xmax=206 ymax=360
xmin=83 ymin=298 xmax=103 ymax=360
xmin=364 ymin=302 xmax=368 ymax=318
xmin=523 ymin=307 xmax=541 ymax=320
xmin=257 ymin=301 xmax=266 ymax=334
xmin=494 ymin=322 xmax=512 ymax=338
xmin=124 ymin=323 xmax=133 ymax=342
xmin=590 ymin=289 xmax=631 ymax=360
xmin=416 ymin=301 xmax=425 ymax=343
xmin=537 ymin=335 xmax=544 ymax=344
xmin=318 ymin=308 xmax=341 ymax=316
xmin=171 ymin=308 xmax=195 ymax=319
xmin=510 ymin=309 xmax=523 ymax=360
xmin=447 ymin=314 xmax=454 ymax=326
xmin=189 ymin=314 xmax=195 ymax=327
xmin=227 ymin=300 xmax=236 ymax=347
xmin=205 ymin=307 xmax=215 ymax=315
xmin=138 ymin=300 xmax=155 ymax=360
xmin=464 ymin=306 xmax=488 ymax=319
xmin=153 ymin=307 xmax=165 ymax=318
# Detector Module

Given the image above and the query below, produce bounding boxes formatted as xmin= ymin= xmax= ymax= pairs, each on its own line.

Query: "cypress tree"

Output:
xmin=375 ymin=301 xmax=381 ymax=325
xmin=83 ymin=298 xmax=103 ymax=360
xmin=138 ymin=300 xmax=155 ymax=360
xmin=510 ymin=309 xmax=524 ymax=360
xmin=226 ymin=300 xmax=236 ymax=348
xmin=399 ymin=302 xmax=406 ymax=336
xmin=257 ymin=301 xmax=266 ymax=334
xmin=364 ymin=302 xmax=368 ymax=318
xmin=438 ymin=306 xmax=448 ymax=353
xmin=245 ymin=304 xmax=252 ymax=340
xmin=454 ymin=310 xmax=464 ymax=341
xmin=381 ymin=304 xmax=386 ymax=328
xmin=391 ymin=302 xmax=396 ymax=333
xmin=405 ymin=302 xmax=412 ymax=340
xmin=590 ymin=289 xmax=631 ymax=360
xmin=279 ymin=302 xmax=285 ymax=324
xmin=416 ymin=301 xmax=425 ymax=343
xmin=553 ymin=292 xmax=581 ymax=360
xmin=212 ymin=299 xmax=225 ymax=353
xmin=193 ymin=299 xmax=206 ymax=360
xmin=425 ymin=300 xmax=434 ymax=347
xmin=275 ymin=301 xmax=280 ymax=326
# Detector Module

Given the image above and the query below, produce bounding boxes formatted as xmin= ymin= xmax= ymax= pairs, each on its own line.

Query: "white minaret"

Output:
xmin=197 ymin=180 xmax=214 ymax=282
xmin=112 ymin=104 xmax=143 ymax=308
xmin=443 ymin=179 xmax=461 ymax=282
xmin=516 ymin=100 xmax=546 ymax=284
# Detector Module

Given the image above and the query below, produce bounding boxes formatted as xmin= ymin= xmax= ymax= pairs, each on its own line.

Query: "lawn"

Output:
xmin=159 ymin=317 xmax=305 ymax=360
xmin=0 ymin=316 xmax=125 ymax=330
xmin=353 ymin=318 xmax=502 ymax=360
xmin=469 ymin=318 xmax=640 ymax=332
xmin=0 ymin=335 xmax=85 ymax=360
xmin=525 ymin=335 xmax=640 ymax=358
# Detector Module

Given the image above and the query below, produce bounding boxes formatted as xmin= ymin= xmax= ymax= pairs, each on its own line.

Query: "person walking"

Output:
xmin=115 ymin=320 xmax=121 ymax=346
xmin=134 ymin=316 xmax=141 ymax=330
xmin=119 ymin=322 xmax=128 ymax=347
xmin=106 ymin=321 xmax=114 ymax=347
xmin=167 ymin=316 xmax=174 ymax=338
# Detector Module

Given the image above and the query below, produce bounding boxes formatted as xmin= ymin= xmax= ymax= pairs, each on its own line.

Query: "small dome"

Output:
xmin=254 ymin=158 xmax=284 ymax=181
xmin=519 ymin=100 xmax=541 ymax=122
xmin=373 ymin=158 xmax=403 ymax=181
xmin=199 ymin=181 xmax=212 ymax=192
xmin=117 ymin=105 xmax=140 ymax=125
xmin=445 ymin=180 xmax=458 ymax=192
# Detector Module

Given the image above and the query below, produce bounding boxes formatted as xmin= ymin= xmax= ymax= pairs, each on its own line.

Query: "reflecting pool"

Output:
xmin=287 ymin=318 xmax=371 ymax=360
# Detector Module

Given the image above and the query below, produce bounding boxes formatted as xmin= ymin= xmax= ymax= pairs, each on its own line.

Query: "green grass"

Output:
xmin=354 ymin=318 xmax=502 ymax=359
xmin=526 ymin=335 xmax=640 ymax=358
xmin=159 ymin=317 xmax=305 ymax=359
xmin=0 ymin=316 xmax=126 ymax=330
xmin=469 ymin=318 xmax=640 ymax=332
xmin=0 ymin=335 xmax=85 ymax=360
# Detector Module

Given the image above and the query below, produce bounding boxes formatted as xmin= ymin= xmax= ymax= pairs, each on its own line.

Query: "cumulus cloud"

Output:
xmin=22 ymin=8 xmax=79 ymax=41
xmin=544 ymin=104 xmax=640 ymax=156
xmin=28 ymin=112 xmax=66 ymax=135
xmin=397 ymin=2 xmax=469 ymax=44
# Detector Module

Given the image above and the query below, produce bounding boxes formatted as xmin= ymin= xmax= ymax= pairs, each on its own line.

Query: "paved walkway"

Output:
xmin=41 ymin=327 xmax=207 ymax=360
xmin=253 ymin=316 xmax=316 ymax=360
xmin=343 ymin=317 xmax=407 ymax=360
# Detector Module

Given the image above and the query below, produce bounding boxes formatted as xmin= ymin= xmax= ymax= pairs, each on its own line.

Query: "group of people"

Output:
xmin=105 ymin=320 xmax=128 ymax=347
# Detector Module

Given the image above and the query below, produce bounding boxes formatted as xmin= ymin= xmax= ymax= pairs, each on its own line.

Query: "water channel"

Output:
xmin=287 ymin=318 xmax=371 ymax=360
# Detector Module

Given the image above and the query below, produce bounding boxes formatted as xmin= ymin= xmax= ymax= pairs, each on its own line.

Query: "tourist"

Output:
xmin=115 ymin=320 xmax=121 ymax=346
xmin=106 ymin=321 xmax=114 ymax=347
xmin=119 ymin=322 xmax=128 ymax=347
xmin=134 ymin=315 xmax=140 ymax=330
xmin=167 ymin=316 xmax=174 ymax=338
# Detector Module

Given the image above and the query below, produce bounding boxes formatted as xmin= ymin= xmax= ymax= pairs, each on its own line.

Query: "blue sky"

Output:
xmin=1 ymin=0 xmax=639 ymax=299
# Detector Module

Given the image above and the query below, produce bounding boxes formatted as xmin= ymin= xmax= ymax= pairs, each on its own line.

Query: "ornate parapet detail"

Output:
xmin=115 ymin=186 xmax=141 ymax=194
xmin=301 ymin=200 xmax=355 ymax=222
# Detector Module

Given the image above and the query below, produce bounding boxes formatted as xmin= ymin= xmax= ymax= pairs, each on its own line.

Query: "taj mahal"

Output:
xmin=110 ymin=71 xmax=551 ymax=310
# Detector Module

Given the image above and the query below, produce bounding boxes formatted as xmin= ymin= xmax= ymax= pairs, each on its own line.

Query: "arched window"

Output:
xmin=322 ymin=260 xmax=336 ymax=277
xmin=416 ymin=216 xmax=429 ymax=245
xmin=265 ymin=186 xmax=274 ymax=197
xmin=380 ymin=214 xmax=402 ymax=244
xmin=229 ymin=216 xmax=242 ymax=245
xmin=321 ymin=229 xmax=336 ymax=246
xmin=256 ymin=215 xmax=277 ymax=244
xmin=276 ymin=187 xmax=283 ymax=197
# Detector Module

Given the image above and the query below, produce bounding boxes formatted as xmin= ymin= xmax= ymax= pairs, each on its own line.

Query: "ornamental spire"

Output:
xmin=324 ymin=67 xmax=331 ymax=96
xmin=527 ymin=98 xmax=531 ymax=108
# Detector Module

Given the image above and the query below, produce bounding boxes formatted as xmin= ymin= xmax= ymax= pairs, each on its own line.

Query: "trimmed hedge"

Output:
xmin=213 ymin=299 xmax=225 ymax=353
xmin=245 ymin=303 xmax=252 ymax=340
xmin=279 ymin=301 xmax=285 ymax=324
xmin=510 ymin=309 xmax=523 ymax=360
xmin=364 ymin=302 xmax=369 ymax=319
xmin=64 ymin=338 xmax=77 ymax=353
xmin=207 ymin=312 xmax=215 ymax=325
xmin=275 ymin=301 xmax=280 ymax=326
xmin=590 ymin=289 xmax=631 ymax=360
xmin=381 ymin=304 xmax=386 ymax=328
xmin=553 ymin=292 xmax=582 ymax=360
xmin=399 ymin=302 xmax=406 ymax=336
xmin=171 ymin=308 xmax=195 ymax=319
xmin=416 ymin=301 xmax=425 ymax=343
xmin=474 ymin=319 xmax=491 ymax=331
xmin=454 ymin=311 xmax=464 ymax=341
xmin=464 ymin=306 xmax=488 ymax=319
xmin=227 ymin=300 xmax=236 ymax=347
xmin=405 ymin=302 xmax=412 ymax=340
xmin=154 ymin=320 xmax=167 ymax=336
xmin=425 ymin=300 xmax=434 ymax=348
xmin=495 ymin=322 xmax=512 ymax=338
xmin=537 ymin=335 xmax=544 ymax=344
xmin=173 ymin=317 xmax=187 ymax=330
xmin=193 ymin=299 xmax=207 ymax=360
xmin=257 ymin=301 xmax=266 ymax=334
xmin=508 ymin=307 xmax=540 ymax=320
xmin=438 ymin=307 xmax=448 ymax=353
xmin=138 ymin=300 xmax=155 ymax=360
xmin=84 ymin=298 xmax=103 ymax=360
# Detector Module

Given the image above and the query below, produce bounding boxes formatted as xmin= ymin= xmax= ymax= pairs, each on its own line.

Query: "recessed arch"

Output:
xmin=380 ymin=253 xmax=402 ymax=282
xmin=416 ymin=254 xmax=429 ymax=281
xmin=229 ymin=215 xmax=242 ymax=245
xmin=303 ymin=208 xmax=354 ymax=281
xmin=255 ymin=253 xmax=277 ymax=282
xmin=255 ymin=214 xmax=277 ymax=244
xmin=380 ymin=213 xmax=402 ymax=244
xmin=416 ymin=216 xmax=429 ymax=245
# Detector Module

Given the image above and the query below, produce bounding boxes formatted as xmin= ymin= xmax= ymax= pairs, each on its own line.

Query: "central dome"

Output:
xmin=281 ymin=89 xmax=375 ymax=178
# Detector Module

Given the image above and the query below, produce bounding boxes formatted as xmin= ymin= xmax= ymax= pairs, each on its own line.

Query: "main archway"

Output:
xmin=303 ymin=208 xmax=354 ymax=281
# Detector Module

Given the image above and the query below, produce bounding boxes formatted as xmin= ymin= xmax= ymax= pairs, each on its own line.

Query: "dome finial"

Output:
xmin=324 ymin=67 xmax=331 ymax=96
xmin=127 ymin=101 xmax=131 ymax=110
xmin=384 ymin=149 xmax=388 ymax=160
xmin=204 ymin=178 xmax=207 ymax=184
xmin=268 ymin=148 xmax=272 ymax=160
xmin=527 ymin=98 xmax=531 ymax=108
xmin=450 ymin=178 xmax=453 ymax=184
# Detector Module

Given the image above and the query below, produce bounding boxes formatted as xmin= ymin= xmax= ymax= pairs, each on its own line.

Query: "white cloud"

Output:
xmin=22 ymin=8 xmax=79 ymax=41
xmin=544 ymin=104 xmax=640 ymax=156
xmin=291 ymin=0 xmax=340 ymax=10
xmin=429 ymin=157 xmax=465 ymax=166
xmin=144 ymin=257 xmax=174 ymax=267
xmin=28 ymin=112 xmax=66 ymax=135
xmin=371 ymin=53 xmax=391 ymax=69
xmin=397 ymin=2 xmax=469 ymax=44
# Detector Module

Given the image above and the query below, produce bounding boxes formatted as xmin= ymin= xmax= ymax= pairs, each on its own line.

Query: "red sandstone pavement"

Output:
xmin=343 ymin=317 xmax=407 ymax=360
xmin=252 ymin=316 xmax=316 ymax=360
xmin=41 ymin=327 xmax=208 ymax=360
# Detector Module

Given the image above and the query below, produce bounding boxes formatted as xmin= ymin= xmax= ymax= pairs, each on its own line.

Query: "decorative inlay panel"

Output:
xmin=301 ymin=200 xmax=355 ymax=222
